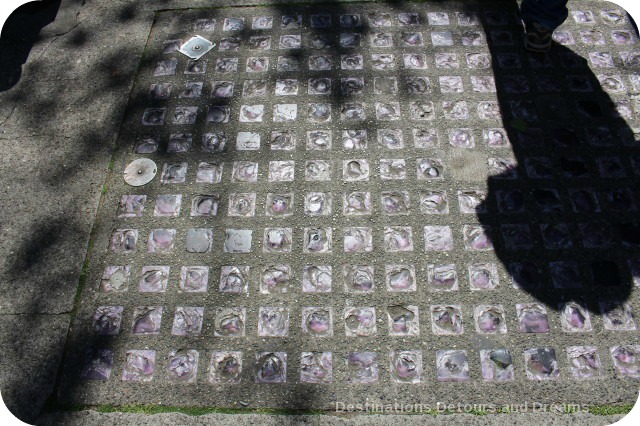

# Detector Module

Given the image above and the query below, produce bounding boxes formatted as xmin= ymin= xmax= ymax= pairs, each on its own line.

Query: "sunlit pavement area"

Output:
xmin=1 ymin=0 xmax=639 ymax=424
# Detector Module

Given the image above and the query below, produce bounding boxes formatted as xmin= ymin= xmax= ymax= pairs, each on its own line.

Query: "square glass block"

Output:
xmin=390 ymin=351 xmax=423 ymax=383
xmin=209 ymin=351 xmax=243 ymax=383
xmin=139 ymin=266 xmax=169 ymax=293
xmin=258 ymin=307 xmax=290 ymax=337
xmin=185 ymin=229 xmax=213 ymax=253
xmin=345 ymin=352 xmax=378 ymax=384
xmin=236 ymin=132 xmax=260 ymax=150
xmin=110 ymin=229 xmax=138 ymax=253
xmin=305 ymin=193 xmax=332 ymax=216
xmin=223 ymin=229 xmax=253 ymax=253
xmin=166 ymin=349 xmax=199 ymax=383
xmin=215 ymin=307 xmax=246 ymax=337
xmin=147 ymin=229 xmax=176 ymax=253
xmin=344 ymin=307 xmax=377 ymax=337
xmin=220 ymin=265 xmax=250 ymax=293
xmin=132 ymin=306 xmax=163 ymax=335
xmin=81 ymin=348 xmax=113 ymax=380
xmin=256 ymin=352 xmax=287 ymax=383
xmin=436 ymin=350 xmax=469 ymax=381
xmin=300 ymin=352 xmax=332 ymax=383
xmin=179 ymin=266 xmax=209 ymax=292
xmin=122 ymin=350 xmax=155 ymax=382
xmin=100 ymin=266 xmax=130 ymax=293
xmin=386 ymin=265 xmax=416 ymax=292
xmin=387 ymin=305 xmax=419 ymax=336
xmin=172 ymin=307 xmax=204 ymax=336
xmin=480 ymin=349 xmax=514 ymax=382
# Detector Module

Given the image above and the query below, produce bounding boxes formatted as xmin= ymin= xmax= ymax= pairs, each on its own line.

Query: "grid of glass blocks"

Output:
xmin=76 ymin=2 xmax=640 ymax=394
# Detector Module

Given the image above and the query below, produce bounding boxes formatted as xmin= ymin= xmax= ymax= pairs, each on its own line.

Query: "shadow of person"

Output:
xmin=465 ymin=0 xmax=638 ymax=319
xmin=0 ymin=0 xmax=61 ymax=92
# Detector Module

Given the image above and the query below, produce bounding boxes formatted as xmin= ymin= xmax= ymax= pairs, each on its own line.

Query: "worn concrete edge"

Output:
xmin=33 ymin=409 xmax=628 ymax=426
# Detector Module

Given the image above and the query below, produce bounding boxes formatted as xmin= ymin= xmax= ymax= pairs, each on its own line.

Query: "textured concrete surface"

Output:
xmin=0 ymin=0 xmax=639 ymax=424
xmin=36 ymin=410 xmax=626 ymax=426
xmin=0 ymin=0 xmax=155 ymax=422
xmin=0 ymin=314 xmax=69 ymax=423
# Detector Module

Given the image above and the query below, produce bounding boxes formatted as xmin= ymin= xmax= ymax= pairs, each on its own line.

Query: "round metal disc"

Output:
xmin=124 ymin=158 xmax=157 ymax=186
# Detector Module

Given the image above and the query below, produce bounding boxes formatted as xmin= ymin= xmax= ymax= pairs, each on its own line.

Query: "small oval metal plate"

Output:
xmin=124 ymin=158 xmax=157 ymax=186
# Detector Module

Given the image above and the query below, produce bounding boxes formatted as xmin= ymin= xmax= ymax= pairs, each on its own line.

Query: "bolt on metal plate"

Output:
xmin=178 ymin=35 xmax=215 ymax=60
xmin=124 ymin=158 xmax=157 ymax=186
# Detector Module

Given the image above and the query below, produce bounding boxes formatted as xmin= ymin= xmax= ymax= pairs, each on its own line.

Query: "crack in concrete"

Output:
xmin=0 ymin=101 xmax=18 ymax=127
xmin=42 ymin=20 xmax=84 ymax=39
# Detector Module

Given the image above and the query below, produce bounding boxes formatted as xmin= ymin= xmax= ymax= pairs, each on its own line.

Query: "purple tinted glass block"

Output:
xmin=132 ymin=306 xmax=162 ymax=335
xmin=304 ymin=228 xmax=332 ymax=253
xmin=110 ymin=229 xmax=137 ymax=253
xmin=480 ymin=349 xmax=514 ymax=382
xmin=428 ymin=264 xmax=458 ymax=291
xmin=390 ymin=351 xmax=423 ymax=383
xmin=166 ymin=349 xmax=199 ymax=383
xmin=344 ymin=227 xmax=372 ymax=252
xmin=147 ymin=229 xmax=176 ymax=253
xmin=263 ymin=228 xmax=292 ymax=253
xmin=559 ymin=302 xmax=592 ymax=332
xmin=302 ymin=307 xmax=333 ymax=337
xmin=122 ymin=350 xmax=155 ymax=382
xmin=214 ymin=307 xmax=245 ymax=337
xmin=209 ymin=351 xmax=243 ymax=384
xmin=300 ymin=352 xmax=332 ymax=383
xmin=463 ymin=225 xmax=493 ymax=250
xmin=154 ymin=194 xmax=181 ymax=217
xmin=100 ymin=266 xmax=130 ymax=293
xmin=179 ymin=266 xmax=209 ymax=292
xmin=303 ymin=265 xmax=332 ymax=293
xmin=258 ymin=307 xmax=290 ymax=337
xmin=424 ymin=226 xmax=453 ymax=251
xmin=431 ymin=305 xmax=463 ymax=335
xmin=171 ymin=307 xmax=204 ymax=336
xmin=610 ymin=346 xmax=640 ymax=377
xmin=344 ymin=307 xmax=377 ymax=337
xmin=343 ymin=265 xmax=374 ymax=293
xmin=386 ymin=265 xmax=416 ymax=292
xmin=600 ymin=301 xmax=637 ymax=331
xmin=567 ymin=346 xmax=602 ymax=379
xmin=185 ymin=229 xmax=213 ymax=253
xmin=517 ymin=303 xmax=549 ymax=333
xmin=437 ymin=350 xmax=469 ymax=382
xmin=93 ymin=306 xmax=123 ymax=335
xmin=219 ymin=266 xmax=250 ymax=293
xmin=345 ymin=352 xmax=378 ymax=384
xmin=381 ymin=192 xmax=410 ymax=215
xmin=81 ymin=348 xmax=113 ymax=380
xmin=118 ymin=195 xmax=146 ymax=218
xmin=420 ymin=191 xmax=448 ymax=214
xmin=384 ymin=227 xmax=413 ymax=252
xmin=387 ymin=305 xmax=419 ymax=336
xmin=255 ymin=352 xmax=287 ymax=383
xmin=475 ymin=305 xmax=507 ymax=334
xmin=139 ymin=266 xmax=169 ymax=293
xmin=524 ymin=348 xmax=559 ymax=380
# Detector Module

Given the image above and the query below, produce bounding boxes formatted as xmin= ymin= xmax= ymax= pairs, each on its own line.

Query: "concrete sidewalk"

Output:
xmin=0 ymin=0 xmax=638 ymax=424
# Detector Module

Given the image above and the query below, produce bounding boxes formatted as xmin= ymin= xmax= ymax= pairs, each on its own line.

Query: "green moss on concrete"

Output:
xmin=51 ymin=402 xmax=634 ymax=417
xmin=587 ymin=404 xmax=634 ymax=416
